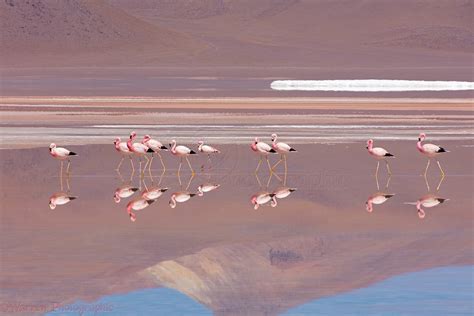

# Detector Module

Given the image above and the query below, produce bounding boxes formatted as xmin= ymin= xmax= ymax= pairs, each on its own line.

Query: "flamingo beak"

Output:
xmin=418 ymin=138 xmax=421 ymax=141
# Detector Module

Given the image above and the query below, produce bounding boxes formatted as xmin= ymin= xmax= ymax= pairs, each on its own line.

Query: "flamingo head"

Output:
xmin=49 ymin=200 xmax=56 ymax=210
xmin=417 ymin=209 xmax=426 ymax=219
xmin=197 ymin=140 xmax=204 ymax=145
xmin=130 ymin=131 xmax=137 ymax=139
xmin=114 ymin=193 xmax=121 ymax=203
xmin=114 ymin=137 xmax=121 ymax=145
xmin=270 ymin=196 xmax=277 ymax=207
xmin=129 ymin=213 xmax=137 ymax=222
xmin=169 ymin=139 xmax=176 ymax=148
xmin=366 ymin=139 xmax=373 ymax=149
xmin=418 ymin=133 xmax=426 ymax=141
xmin=251 ymin=195 xmax=257 ymax=205
xmin=49 ymin=143 xmax=56 ymax=151
xmin=366 ymin=201 xmax=373 ymax=213
xmin=271 ymin=133 xmax=277 ymax=141
xmin=197 ymin=186 xmax=204 ymax=196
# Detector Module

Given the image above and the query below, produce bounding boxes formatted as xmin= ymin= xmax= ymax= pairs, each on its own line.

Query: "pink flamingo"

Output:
xmin=49 ymin=192 xmax=77 ymax=210
xmin=250 ymin=191 xmax=276 ymax=210
xmin=126 ymin=197 xmax=155 ymax=222
xmin=251 ymin=137 xmax=276 ymax=173
xmin=270 ymin=134 xmax=296 ymax=173
xmin=49 ymin=143 xmax=77 ymax=176
xmin=127 ymin=131 xmax=154 ymax=175
xmin=417 ymin=133 xmax=449 ymax=176
xmin=270 ymin=186 xmax=297 ymax=207
xmin=366 ymin=192 xmax=395 ymax=213
xmin=114 ymin=185 xmax=139 ymax=203
xmin=169 ymin=139 xmax=197 ymax=176
xmin=142 ymin=186 xmax=168 ymax=201
xmin=142 ymin=135 xmax=168 ymax=172
xmin=197 ymin=183 xmax=220 ymax=196
xmin=366 ymin=139 xmax=394 ymax=176
xmin=169 ymin=191 xmax=196 ymax=208
xmin=406 ymin=194 xmax=449 ymax=219
xmin=114 ymin=137 xmax=134 ymax=172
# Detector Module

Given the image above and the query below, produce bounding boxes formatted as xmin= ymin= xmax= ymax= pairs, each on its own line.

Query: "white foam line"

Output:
xmin=271 ymin=80 xmax=474 ymax=92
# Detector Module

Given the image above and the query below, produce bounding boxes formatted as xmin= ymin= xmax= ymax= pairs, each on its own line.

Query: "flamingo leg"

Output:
xmin=385 ymin=175 xmax=391 ymax=189
xmin=375 ymin=171 xmax=380 ymax=191
xmin=284 ymin=155 xmax=288 ymax=185
xmin=436 ymin=160 xmax=445 ymax=177
xmin=186 ymin=156 xmax=195 ymax=176
xmin=424 ymin=174 xmax=430 ymax=192
xmin=139 ymin=157 xmax=142 ymax=175
xmin=385 ymin=160 xmax=392 ymax=175
xmin=255 ymin=173 xmax=263 ymax=188
xmin=66 ymin=159 xmax=71 ymax=175
xmin=436 ymin=173 xmax=445 ymax=191
xmin=423 ymin=159 xmax=431 ymax=177
xmin=143 ymin=155 xmax=150 ymax=174
xmin=265 ymin=156 xmax=272 ymax=173
xmin=272 ymin=156 xmax=283 ymax=171
xmin=66 ymin=173 xmax=70 ymax=192
xmin=177 ymin=158 xmax=182 ymax=177
xmin=60 ymin=161 xmax=64 ymax=191
xmin=116 ymin=157 xmax=124 ymax=171
xmin=186 ymin=173 xmax=195 ymax=191
xmin=255 ymin=157 xmax=262 ymax=174
xmin=129 ymin=156 xmax=135 ymax=173
xmin=158 ymin=153 xmax=166 ymax=172
xmin=148 ymin=154 xmax=154 ymax=172
xmin=375 ymin=161 xmax=380 ymax=177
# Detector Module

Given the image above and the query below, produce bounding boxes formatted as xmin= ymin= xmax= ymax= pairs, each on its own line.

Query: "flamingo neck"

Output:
xmin=171 ymin=142 xmax=177 ymax=153
xmin=367 ymin=142 xmax=373 ymax=151
xmin=416 ymin=140 xmax=424 ymax=152
xmin=366 ymin=200 xmax=373 ymax=212
xmin=170 ymin=195 xmax=177 ymax=208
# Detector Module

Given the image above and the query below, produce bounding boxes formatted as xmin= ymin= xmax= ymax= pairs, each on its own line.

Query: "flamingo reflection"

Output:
xmin=49 ymin=192 xmax=77 ymax=210
xmin=169 ymin=173 xmax=196 ymax=208
xmin=126 ymin=197 xmax=155 ymax=222
xmin=114 ymin=170 xmax=138 ymax=203
xmin=197 ymin=183 xmax=220 ymax=196
xmin=366 ymin=175 xmax=395 ymax=213
xmin=406 ymin=194 xmax=449 ymax=219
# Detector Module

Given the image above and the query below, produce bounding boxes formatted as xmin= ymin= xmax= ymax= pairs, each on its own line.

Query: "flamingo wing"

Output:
xmin=422 ymin=143 xmax=442 ymax=154
xmin=372 ymin=147 xmax=389 ymax=157
xmin=257 ymin=142 xmax=273 ymax=153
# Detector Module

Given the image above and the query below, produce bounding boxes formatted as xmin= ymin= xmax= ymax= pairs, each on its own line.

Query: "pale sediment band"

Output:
xmin=271 ymin=80 xmax=474 ymax=92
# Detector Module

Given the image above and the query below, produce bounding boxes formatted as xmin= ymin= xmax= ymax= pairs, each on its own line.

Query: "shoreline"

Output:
xmin=1 ymin=96 xmax=473 ymax=110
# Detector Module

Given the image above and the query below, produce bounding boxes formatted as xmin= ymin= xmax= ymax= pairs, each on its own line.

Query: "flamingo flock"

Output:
xmin=49 ymin=131 xmax=450 ymax=219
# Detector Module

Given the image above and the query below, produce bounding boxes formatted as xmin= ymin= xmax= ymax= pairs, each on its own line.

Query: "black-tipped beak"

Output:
xmin=366 ymin=146 xmax=368 ymax=149
xmin=418 ymin=138 xmax=421 ymax=141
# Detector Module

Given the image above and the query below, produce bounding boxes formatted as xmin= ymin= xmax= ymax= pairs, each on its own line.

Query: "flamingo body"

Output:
xmin=169 ymin=192 xmax=196 ymax=208
xmin=49 ymin=192 xmax=77 ymax=209
xmin=49 ymin=143 xmax=77 ymax=160
xmin=114 ymin=185 xmax=138 ymax=203
xmin=198 ymin=183 xmax=220 ymax=196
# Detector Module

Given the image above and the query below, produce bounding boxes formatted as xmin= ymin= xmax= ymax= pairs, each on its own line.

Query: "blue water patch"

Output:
xmin=46 ymin=287 xmax=211 ymax=316
xmin=284 ymin=265 xmax=473 ymax=316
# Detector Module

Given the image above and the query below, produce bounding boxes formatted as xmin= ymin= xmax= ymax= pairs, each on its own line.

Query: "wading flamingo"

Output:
xmin=49 ymin=143 xmax=77 ymax=176
xmin=126 ymin=197 xmax=155 ymax=222
xmin=406 ymin=194 xmax=449 ymax=219
xmin=417 ymin=133 xmax=449 ymax=177
xmin=49 ymin=192 xmax=77 ymax=210
xmin=169 ymin=140 xmax=197 ymax=176
xmin=251 ymin=137 xmax=276 ymax=174
xmin=366 ymin=139 xmax=394 ymax=176
xmin=127 ymin=131 xmax=154 ymax=176
xmin=114 ymin=137 xmax=134 ymax=172
xmin=270 ymin=134 xmax=296 ymax=173
xmin=142 ymin=135 xmax=168 ymax=172
xmin=141 ymin=186 xmax=168 ymax=201
xmin=197 ymin=183 xmax=220 ymax=196
xmin=198 ymin=141 xmax=220 ymax=159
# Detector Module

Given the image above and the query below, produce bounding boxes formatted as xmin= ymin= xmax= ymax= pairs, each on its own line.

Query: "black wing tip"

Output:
xmin=69 ymin=152 xmax=78 ymax=156
xmin=69 ymin=196 xmax=77 ymax=200
xmin=147 ymin=148 xmax=155 ymax=153
xmin=189 ymin=193 xmax=197 ymax=197
xmin=438 ymin=147 xmax=448 ymax=153
xmin=385 ymin=153 xmax=395 ymax=157
xmin=147 ymin=199 xmax=156 ymax=204
xmin=131 ymin=188 xmax=139 ymax=192
xmin=384 ymin=194 xmax=395 ymax=198
xmin=289 ymin=148 xmax=297 ymax=152
xmin=269 ymin=148 xmax=277 ymax=153
xmin=160 ymin=145 xmax=168 ymax=150
xmin=190 ymin=150 xmax=197 ymax=154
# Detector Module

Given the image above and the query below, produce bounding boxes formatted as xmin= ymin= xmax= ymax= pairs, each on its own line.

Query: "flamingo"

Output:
xmin=270 ymin=134 xmax=296 ymax=173
xmin=126 ymin=197 xmax=155 ymax=222
xmin=49 ymin=143 xmax=77 ymax=176
xmin=417 ymin=133 xmax=449 ymax=177
xmin=366 ymin=192 xmax=395 ymax=213
xmin=251 ymin=137 xmax=276 ymax=174
xmin=406 ymin=194 xmax=449 ymax=219
xmin=114 ymin=185 xmax=139 ymax=203
xmin=198 ymin=141 xmax=220 ymax=166
xmin=114 ymin=137 xmax=134 ymax=172
xmin=197 ymin=183 xmax=220 ymax=196
xmin=169 ymin=191 xmax=196 ymax=208
xmin=127 ymin=131 xmax=154 ymax=175
xmin=169 ymin=140 xmax=197 ymax=176
xmin=142 ymin=186 xmax=168 ymax=201
xmin=366 ymin=139 xmax=395 ymax=176
xmin=142 ymin=135 xmax=168 ymax=172
xmin=49 ymin=192 xmax=77 ymax=210
xmin=250 ymin=191 xmax=276 ymax=210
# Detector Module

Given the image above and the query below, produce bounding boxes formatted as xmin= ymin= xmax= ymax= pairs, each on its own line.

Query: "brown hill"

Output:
xmin=0 ymin=0 xmax=205 ymax=66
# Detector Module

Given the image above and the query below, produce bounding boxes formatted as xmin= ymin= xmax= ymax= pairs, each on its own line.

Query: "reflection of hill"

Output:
xmin=143 ymin=232 xmax=472 ymax=315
